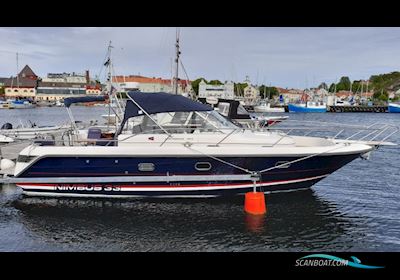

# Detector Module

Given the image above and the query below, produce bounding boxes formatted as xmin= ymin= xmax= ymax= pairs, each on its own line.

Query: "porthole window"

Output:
xmin=195 ymin=162 xmax=212 ymax=171
xmin=275 ymin=161 xmax=290 ymax=168
xmin=138 ymin=163 xmax=155 ymax=172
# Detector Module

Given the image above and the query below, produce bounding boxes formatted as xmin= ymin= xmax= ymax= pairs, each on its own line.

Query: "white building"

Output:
xmin=42 ymin=72 xmax=88 ymax=84
xmin=198 ymin=80 xmax=234 ymax=100
xmin=242 ymin=77 xmax=260 ymax=106
xmin=112 ymin=76 xmax=191 ymax=95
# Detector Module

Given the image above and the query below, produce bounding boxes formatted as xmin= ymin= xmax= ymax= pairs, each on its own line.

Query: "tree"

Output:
xmin=328 ymin=83 xmax=336 ymax=93
xmin=234 ymin=83 xmax=248 ymax=96
xmin=336 ymin=76 xmax=351 ymax=91
xmin=318 ymin=82 xmax=328 ymax=90
xmin=191 ymin=78 xmax=207 ymax=95
xmin=259 ymin=85 xmax=279 ymax=98
xmin=373 ymin=89 xmax=388 ymax=101
xmin=208 ymin=80 xmax=223 ymax=85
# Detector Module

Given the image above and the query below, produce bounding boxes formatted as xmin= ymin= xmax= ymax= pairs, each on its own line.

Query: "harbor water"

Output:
xmin=0 ymin=107 xmax=399 ymax=251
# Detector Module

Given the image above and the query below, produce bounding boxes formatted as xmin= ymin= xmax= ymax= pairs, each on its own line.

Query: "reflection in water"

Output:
xmin=244 ymin=214 xmax=266 ymax=234
xmin=9 ymin=189 xmax=358 ymax=251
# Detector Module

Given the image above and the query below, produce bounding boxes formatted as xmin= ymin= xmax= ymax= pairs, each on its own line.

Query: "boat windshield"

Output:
xmin=237 ymin=104 xmax=249 ymax=115
xmin=121 ymin=110 xmax=239 ymax=134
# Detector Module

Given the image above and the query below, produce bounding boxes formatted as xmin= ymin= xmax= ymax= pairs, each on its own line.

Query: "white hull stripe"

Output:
xmin=17 ymin=174 xmax=328 ymax=192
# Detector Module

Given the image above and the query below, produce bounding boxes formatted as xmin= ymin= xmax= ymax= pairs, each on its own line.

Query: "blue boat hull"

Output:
xmin=288 ymin=104 xmax=326 ymax=113
xmin=388 ymin=103 xmax=400 ymax=113
xmin=16 ymin=154 xmax=361 ymax=197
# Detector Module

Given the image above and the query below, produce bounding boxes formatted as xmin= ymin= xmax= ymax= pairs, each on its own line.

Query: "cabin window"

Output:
xmin=17 ymin=155 xmax=37 ymax=163
xmin=195 ymin=162 xmax=212 ymax=171
xmin=138 ymin=163 xmax=155 ymax=172
xmin=275 ymin=161 xmax=291 ymax=168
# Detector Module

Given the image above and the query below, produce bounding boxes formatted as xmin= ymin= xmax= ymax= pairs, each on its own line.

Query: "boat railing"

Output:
xmin=263 ymin=120 xmax=399 ymax=145
xmin=25 ymin=120 xmax=398 ymax=148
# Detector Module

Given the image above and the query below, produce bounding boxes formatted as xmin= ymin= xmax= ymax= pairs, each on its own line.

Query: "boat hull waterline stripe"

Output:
xmin=8 ymin=174 xmax=259 ymax=184
xmin=17 ymin=174 xmax=329 ymax=192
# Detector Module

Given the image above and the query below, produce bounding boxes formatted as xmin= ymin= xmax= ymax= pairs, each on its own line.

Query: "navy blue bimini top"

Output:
xmin=64 ymin=95 xmax=108 ymax=108
xmin=123 ymin=91 xmax=212 ymax=118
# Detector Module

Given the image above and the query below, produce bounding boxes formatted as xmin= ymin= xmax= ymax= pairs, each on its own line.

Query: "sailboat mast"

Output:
xmin=106 ymin=41 xmax=113 ymax=130
xmin=16 ymin=52 xmax=19 ymax=88
xmin=173 ymin=27 xmax=180 ymax=95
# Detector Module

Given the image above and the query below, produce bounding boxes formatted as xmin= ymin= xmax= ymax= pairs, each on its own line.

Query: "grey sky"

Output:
xmin=1 ymin=27 xmax=400 ymax=89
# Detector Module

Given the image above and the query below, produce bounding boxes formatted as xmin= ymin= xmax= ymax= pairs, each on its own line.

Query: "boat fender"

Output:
xmin=244 ymin=192 xmax=266 ymax=215
xmin=0 ymin=158 xmax=15 ymax=171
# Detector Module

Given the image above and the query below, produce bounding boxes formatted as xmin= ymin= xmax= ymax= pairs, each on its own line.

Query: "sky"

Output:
xmin=1 ymin=27 xmax=400 ymax=89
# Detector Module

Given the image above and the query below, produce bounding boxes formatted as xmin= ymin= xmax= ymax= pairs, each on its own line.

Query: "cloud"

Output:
xmin=0 ymin=27 xmax=399 ymax=88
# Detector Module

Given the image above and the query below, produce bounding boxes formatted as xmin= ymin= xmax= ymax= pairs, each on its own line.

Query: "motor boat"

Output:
xmin=0 ymin=100 xmax=14 ymax=109
xmin=11 ymin=92 xmax=394 ymax=198
xmin=253 ymin=100 xmax=285 ymax=113
xmin=288 ymin=101 xmax=327 ymax=113
xmin=10 ymin=99 xmax=35 ymax=109
xmin=0 ymin=122 xmax=71 ymax=140
xmin=388 ymin=102 xmax=400 ymax=113
xmin=0 ymin=134 xmax=13 ymax=144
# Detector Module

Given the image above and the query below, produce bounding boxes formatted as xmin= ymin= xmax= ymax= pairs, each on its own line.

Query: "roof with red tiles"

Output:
xmin=113 ymin=75 xmax=190 ymax=86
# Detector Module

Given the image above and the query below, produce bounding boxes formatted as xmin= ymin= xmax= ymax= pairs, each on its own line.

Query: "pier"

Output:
xmin=327 ymin=105 xmax=388 ymax=113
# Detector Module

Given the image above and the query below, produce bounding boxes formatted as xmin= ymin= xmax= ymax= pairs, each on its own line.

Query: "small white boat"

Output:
xmin=0 ymin=134 xmax=14 ymax=144
xmin=55 ymin=100 xmax=64 ymax=107
xmin=254 ymin=100 xmax=285 ymax=113
xmin=10 ymin=100 xmax=35 ymax=109
xmin=0 ymin=122 xmax=71 ymax=140
xmin=0 ymin=101 xmax=14 ymax=109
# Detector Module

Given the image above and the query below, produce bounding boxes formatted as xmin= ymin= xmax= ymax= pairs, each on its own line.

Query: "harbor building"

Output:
xmin=276 ymin=88 xmax=303 ymax=104
xmin=36 ymin=70 xmax=101 ymax=101
xmin=113 ymin=75 xmax=192 ymax=95
xmin=3 ymin=65 xmax=38 ymax=99
xmin=198 ymin=79 xmax=235 ymax=100
xmin=0 ymin=78 xmax=7 ymax=97
xmin=242 ymin=77 xmax=260 ymax=106
xmin=36 ymin=82 xmax=87 ymax=101
xmin=0 ymin=77 xmax=7 ymax=86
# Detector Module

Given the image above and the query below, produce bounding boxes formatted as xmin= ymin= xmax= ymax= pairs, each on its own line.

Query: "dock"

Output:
xmin=327 ymin=105 xmax=388 ymax=113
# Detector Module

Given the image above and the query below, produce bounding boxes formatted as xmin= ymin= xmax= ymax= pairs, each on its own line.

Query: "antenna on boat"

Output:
xmin=173 ymin=27 xmax=181 ymax=95
xmin=104 ymin=41 xmax=124 ymax=131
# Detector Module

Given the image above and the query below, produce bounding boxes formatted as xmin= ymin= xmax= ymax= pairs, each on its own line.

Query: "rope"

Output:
xmin=184 ymin=142 xmax=350 ymax=177
xmin=258 ymin=144 xmax=347 ymax=174
xmin=184 ymin=145 xmax=252 ymax=174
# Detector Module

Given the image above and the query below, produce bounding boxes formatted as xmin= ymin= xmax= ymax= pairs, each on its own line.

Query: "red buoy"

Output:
xmin=244 ymin=191 xmax=266 ymax=215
